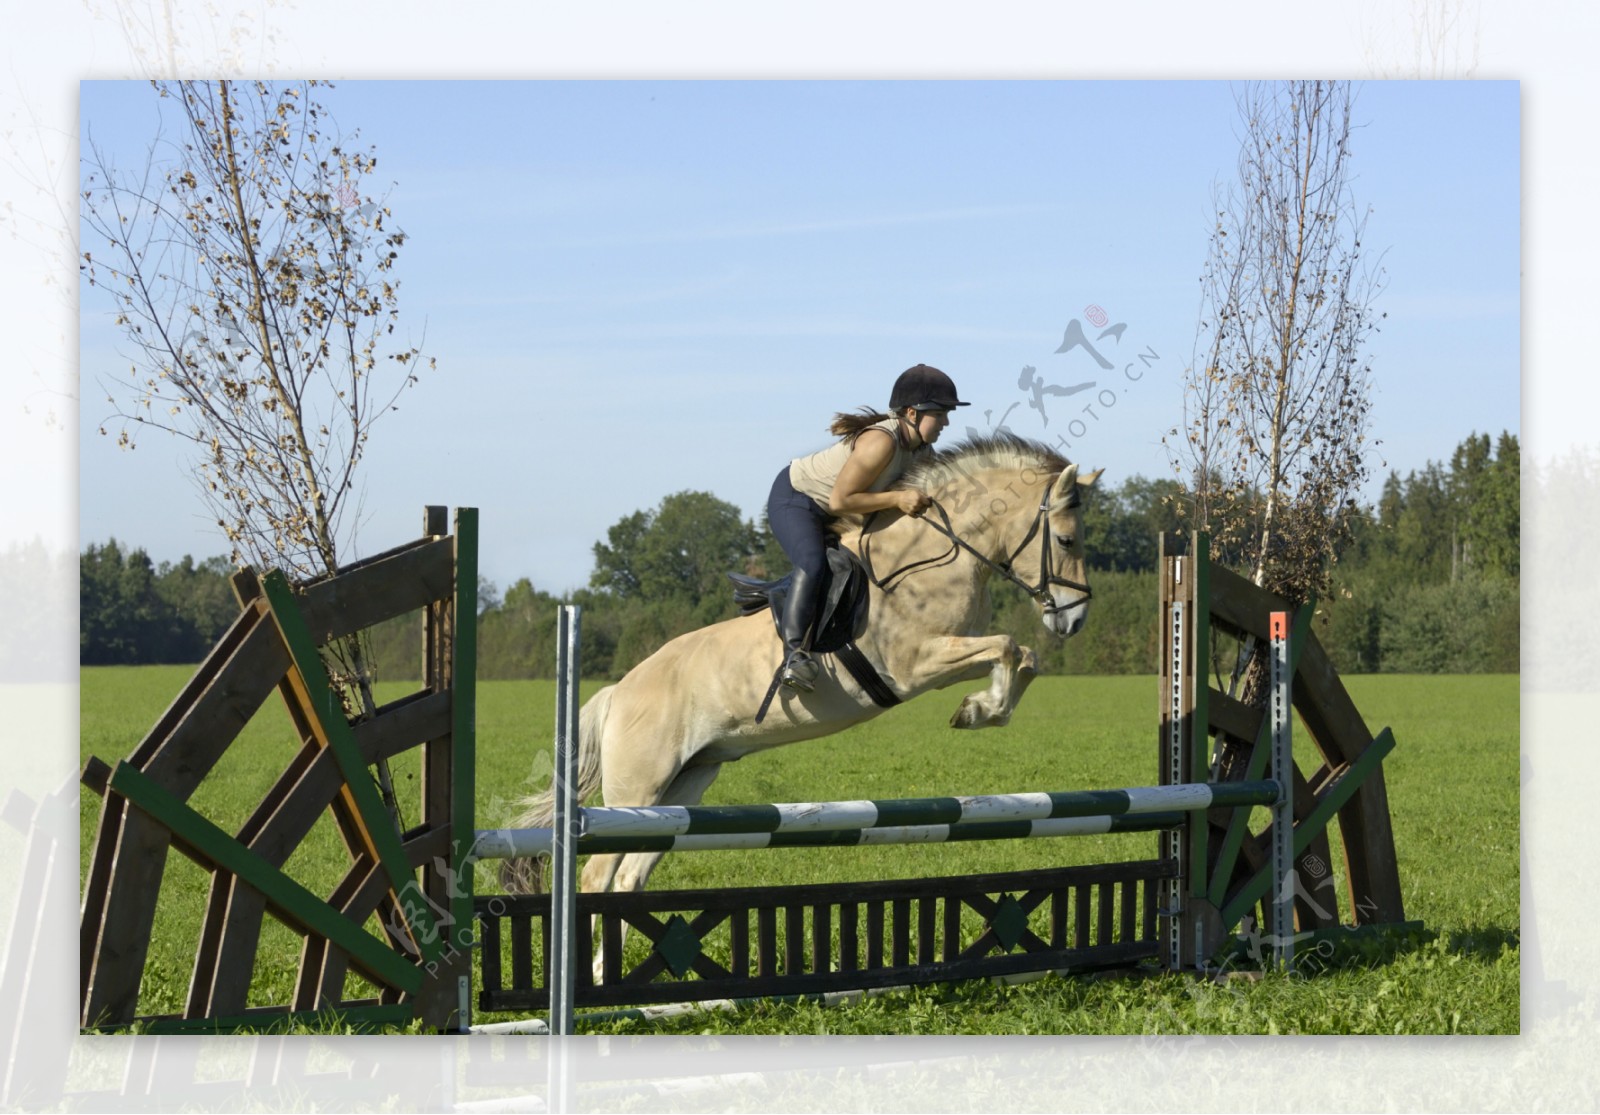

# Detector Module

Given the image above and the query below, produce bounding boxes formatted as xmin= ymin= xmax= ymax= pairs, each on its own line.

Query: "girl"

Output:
xmin=766 ymin=363 xmax=969 ymax=689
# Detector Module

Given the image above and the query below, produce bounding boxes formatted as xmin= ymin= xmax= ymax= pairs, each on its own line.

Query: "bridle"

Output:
xmin=862 ymin=482 xmax=1093 ymax=616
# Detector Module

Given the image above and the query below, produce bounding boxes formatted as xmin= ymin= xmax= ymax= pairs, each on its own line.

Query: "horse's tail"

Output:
xmin=496 ymin=684 xmax=614 ymax=894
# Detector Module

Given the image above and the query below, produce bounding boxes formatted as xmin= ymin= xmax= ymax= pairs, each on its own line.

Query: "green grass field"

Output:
xmin=79 ymin=668 xmax=1519 ymax=1035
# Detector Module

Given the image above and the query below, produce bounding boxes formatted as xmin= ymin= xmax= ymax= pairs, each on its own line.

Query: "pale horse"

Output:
xmin=499 ymin=434 xmax=1101 ymax=973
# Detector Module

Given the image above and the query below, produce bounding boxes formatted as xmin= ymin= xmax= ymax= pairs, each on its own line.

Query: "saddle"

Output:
xmin=727 ymin=541 xmax=902 ymax=723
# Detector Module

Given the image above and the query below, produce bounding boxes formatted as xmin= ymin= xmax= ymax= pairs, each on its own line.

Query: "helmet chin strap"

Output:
xmin=897 ymin=408 xmax=924 ymax=450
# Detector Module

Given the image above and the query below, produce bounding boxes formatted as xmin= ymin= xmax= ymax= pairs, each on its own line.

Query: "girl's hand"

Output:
xmin=896 ymin=489 xmax=932 ymax=517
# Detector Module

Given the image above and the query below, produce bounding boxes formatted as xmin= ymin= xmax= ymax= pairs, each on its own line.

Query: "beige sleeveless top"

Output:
xmin=787 ymin=418 xmax=927 ymax=509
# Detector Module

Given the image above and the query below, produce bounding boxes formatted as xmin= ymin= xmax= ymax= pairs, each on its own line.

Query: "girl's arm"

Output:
xmin=828 ymin=429 xmax=931 ymax=517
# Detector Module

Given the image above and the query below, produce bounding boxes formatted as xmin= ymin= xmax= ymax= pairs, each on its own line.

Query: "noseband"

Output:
xmin=863 ymin=483 xmax=1093 ymax=614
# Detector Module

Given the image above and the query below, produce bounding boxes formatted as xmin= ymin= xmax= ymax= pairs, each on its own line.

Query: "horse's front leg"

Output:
xmin=901 ymin=634 xmax=1039 ymax=728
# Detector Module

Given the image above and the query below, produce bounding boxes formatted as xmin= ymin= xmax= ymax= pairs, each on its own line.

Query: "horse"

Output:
xmin=499 ymin=433 xmax=1101 ymax=973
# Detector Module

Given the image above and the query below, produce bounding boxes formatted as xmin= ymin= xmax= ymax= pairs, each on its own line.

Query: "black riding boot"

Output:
xmin=779 ymin=566 xmax=822 ymax=691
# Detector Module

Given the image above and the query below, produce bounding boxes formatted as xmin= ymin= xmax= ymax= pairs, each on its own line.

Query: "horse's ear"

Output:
xmin=1050 ymin=465 xmax=1103 ymax=511
xmin=1050 ymin=464 xmax=1081 ymax=510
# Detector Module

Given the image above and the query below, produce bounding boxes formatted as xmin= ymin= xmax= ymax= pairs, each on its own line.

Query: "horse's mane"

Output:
xmin=894 ymin=432 xmax=1071 ymax=495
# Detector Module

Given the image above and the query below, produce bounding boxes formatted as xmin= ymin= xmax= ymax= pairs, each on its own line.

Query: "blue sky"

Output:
xmin=78 ymin=79 xmax=1520 ymax=594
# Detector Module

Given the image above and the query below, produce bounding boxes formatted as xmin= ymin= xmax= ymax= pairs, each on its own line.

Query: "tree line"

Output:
xmin=81 ymin=430 xmax=1519 ymax=679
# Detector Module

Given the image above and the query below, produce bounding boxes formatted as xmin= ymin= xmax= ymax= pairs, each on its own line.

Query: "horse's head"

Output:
xmin=1036 ymin=463 xmax=1102 ymax=637
xmin=877 ymin=435 xmax=1102 ymax=638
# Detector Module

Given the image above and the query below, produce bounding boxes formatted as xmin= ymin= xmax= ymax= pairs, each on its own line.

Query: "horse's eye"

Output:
xmin=1056 ymin=535 xmax=1074 ymax=549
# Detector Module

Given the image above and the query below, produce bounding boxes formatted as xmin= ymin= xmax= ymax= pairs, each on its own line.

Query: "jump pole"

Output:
xmin=471 ymin=786 xmax=1277 ymax=859
xmin=548 ymin=604 xmax=580 ymax=1113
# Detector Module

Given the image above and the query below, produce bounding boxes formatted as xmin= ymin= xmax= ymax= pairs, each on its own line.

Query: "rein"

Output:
xmin=860 ymin=484 xmax=1093 ymax=614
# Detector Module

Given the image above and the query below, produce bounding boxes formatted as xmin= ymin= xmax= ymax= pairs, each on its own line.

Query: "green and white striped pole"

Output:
xmin=472 ymin=782 xmax=1279 ymax=859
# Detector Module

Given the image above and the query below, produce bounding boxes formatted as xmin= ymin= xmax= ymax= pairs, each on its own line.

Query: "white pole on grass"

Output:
xmin=548 ymin=605 xmax=581 ymax=1111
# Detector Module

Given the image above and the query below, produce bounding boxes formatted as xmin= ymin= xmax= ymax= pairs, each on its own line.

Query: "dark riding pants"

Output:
xmin=767 ymin=466 xmax=832 ymax=582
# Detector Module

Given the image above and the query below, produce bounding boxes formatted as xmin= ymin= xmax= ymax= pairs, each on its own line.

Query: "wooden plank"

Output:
xmin=450 ymin=508 xmax=480 ymax=954
xmin=1292 ymin=628 xmax=1374 ymax=767
xmin=127 ymin=599 xmax=267 ymax=772
xmin=106 ymin=762 xmax=422 ymax=996
xmin=297 ymin=537 xmax=456 ymax=644
xmin=123 ymin=1003 xmax=415 ymax=1036
xmin=1209 ymin=689 xmax=1264 ymax=748
xmin=192 ymin=736 xmax=331 ymax=1017
xmin=186 ymin=871 xmax=241 ymax=1018
xmin=866 ymin=902 xmax=884 ymax=969
xmin=350 ymin=690 xmax=454 ymax=767
xmin=477 ymin=914 xmax=503 ymax=1003
xmin=138 ymin=604 xmax=289 ymax=793
xmin=1205 ymin=563 xmax=1293 ymax=644
xmin=576 ymin=913 xmax=595 ymax=992
xmin=421 ymin=506 xmax=455 ymax=965
xmin=79 ymin=791 xmax=129 ymax=1021
xmin=729 ymin=910 xmax=749 ymax=978
xmin=891 ymin=898 xmax=911 ymax=968
xmin=942 ymin=895 xmax=961 ymax=963
xmin=1049 ymin=890 xmax=1067 ymax=949
xmin=480 ymin=937 xmax=1166 ymax=1014
xmin=757 ymin=906 xmax=778 ymax=977
xmin=841 ymin=904 xmax=859 ymax=972
xmin=81 ymin=805 xmax=182 ymax=1027
xmin=293 ymin=935 xmax=334 ymax=1014
xmin=259 ymin=571 xmax=441 ymax=966
xmin=86 ymin=606 xmax=292 ymax=1023
xmin=565 ymin=861 xmax=1167 ymax=918
xmin=1289 ymin=765 xmax=1341 ymax=931
xmin=1290 ymin=638 xmax=1407 ymax=924
xmin=917 ymin=899 xmax=935 ymax=965
xmin=1119 ymin=881 xmax=1137 ymax=944
xmin=300 ymin=825 xmax=453 ymax=1012
xmin=1219 ymin=730 xmax=1398 ymax=928
xmin=1073 ymin=884 xmax=1090 ymax=948
xmin=1335 ymin=760 xmax=1406 ymax=923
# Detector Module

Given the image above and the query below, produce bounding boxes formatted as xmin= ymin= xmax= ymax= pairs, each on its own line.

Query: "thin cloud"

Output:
xmin=578 ymin=202 xmax=1062 ymax=247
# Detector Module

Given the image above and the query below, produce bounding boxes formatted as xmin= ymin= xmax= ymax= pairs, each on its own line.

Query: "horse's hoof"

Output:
xmin=951 ymin=696 xmax=1007 ymax=729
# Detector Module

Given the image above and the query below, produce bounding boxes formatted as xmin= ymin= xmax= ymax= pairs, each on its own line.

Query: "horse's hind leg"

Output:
xmin=591 ymin=762 xmax=725 ymax=985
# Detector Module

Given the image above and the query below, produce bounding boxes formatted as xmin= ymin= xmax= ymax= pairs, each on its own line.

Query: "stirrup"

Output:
xmin=781 ymin=651 xmax=819 ymax=692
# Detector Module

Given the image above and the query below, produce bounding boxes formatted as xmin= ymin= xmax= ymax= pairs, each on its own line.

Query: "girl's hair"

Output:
xmin=829 ymin=406 xmax=901 ymax=441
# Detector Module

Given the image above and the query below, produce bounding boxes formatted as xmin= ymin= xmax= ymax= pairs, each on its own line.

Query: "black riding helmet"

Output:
xmin=890 ymin=364 xmax=971 ymax=412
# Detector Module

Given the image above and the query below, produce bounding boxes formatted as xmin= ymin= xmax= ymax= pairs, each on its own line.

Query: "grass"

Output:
xmin=79 ymin=668 xmax=1519 ymax=1035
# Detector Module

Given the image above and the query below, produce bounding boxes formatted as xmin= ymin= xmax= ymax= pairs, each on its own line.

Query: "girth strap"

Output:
xmin=753 ymin=638 xmax=902 ymax=724
xmin=833 ymin=641 xmax=903 ymax=709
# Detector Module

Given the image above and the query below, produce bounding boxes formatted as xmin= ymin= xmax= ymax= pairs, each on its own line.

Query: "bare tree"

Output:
xmin=1168 ymin=80 xmax=1384 ymax=607
xmin=1361 ymin=0 xmax=1482 ymax=79
xmin=81 ymin=80 xmax=431 ymax=809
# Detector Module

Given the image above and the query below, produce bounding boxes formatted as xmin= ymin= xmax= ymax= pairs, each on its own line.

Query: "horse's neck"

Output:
xmin=846 ymin=483 xmax=1009 ymax=586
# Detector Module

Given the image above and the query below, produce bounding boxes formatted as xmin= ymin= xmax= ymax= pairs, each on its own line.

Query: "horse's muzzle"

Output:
xmin=1045 ymin=597 xmax=1090 ymax=638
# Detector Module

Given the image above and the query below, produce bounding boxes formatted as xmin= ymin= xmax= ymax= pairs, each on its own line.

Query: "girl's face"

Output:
xmin=909 ymin=406 xmax=951 ymax=446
